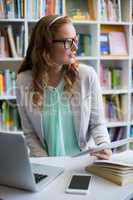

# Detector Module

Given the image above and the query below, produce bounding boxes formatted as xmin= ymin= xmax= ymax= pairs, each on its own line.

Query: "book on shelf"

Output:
xmin=109 ymin=31 xmax=128 ymax=56
xmin=0 ymin=28 xmax=10 ymax=57
xmin=100 ymin=30 xmax=128 ymax=56
xmin=100 ymin=0 xmax=121 ymax=22
xmin=100 ymin=33 xmax=110 ymax=55
xmin=131 ymin=96 xmax=133 ymax=120
xmin=0 ymin=25 xmax=24 ymax=58
xmin=55 ymin=0 xmax=63 ymax=15
xmin=46 ymin=0 xmax=55 ymax=15
xmin=113 ymin=95 xmax=122 ymax=121
xmin=7 ymin=25 xmax=18 ymax=58
xmin=100 ymin=64 xmax=122 ymax=90
xmin=130 ymin=127 xmax=133 ymax=149
xmin=27 ymin=0 xmax=62 ymax=19
xmin=77 ymin=33 xmax=92 ymax=56
xmin=0 ymin=69 xmax=16 ymax=96
xmin=0 ymin=0 xmax=24 ymax=19
xmin=86 ymin=150 xmax=133 ymax=186
xmin=109 ymin=127 xmax=125 ymax=152
xmin=102 ymin=94 xmax=124 ymax=122
xmin=111 ymin=127 xmax=124 ymax=142
xmin=100 ymin=0 xmax=108 ymax=21
xmin=0 ymin=100 xmax=20 ymax=131
xmin=111 ymin=67 xmax=122 ymax=89
xmin=65 ymin=0 xmax=96 ymax=20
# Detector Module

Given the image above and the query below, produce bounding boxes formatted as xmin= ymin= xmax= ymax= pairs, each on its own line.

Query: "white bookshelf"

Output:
xmin=0 ymin=0 xmax=133 ymax=148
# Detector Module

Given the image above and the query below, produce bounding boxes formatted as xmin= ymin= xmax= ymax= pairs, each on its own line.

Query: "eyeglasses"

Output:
xmin=52 ymin=35 xmax=79 ymax=50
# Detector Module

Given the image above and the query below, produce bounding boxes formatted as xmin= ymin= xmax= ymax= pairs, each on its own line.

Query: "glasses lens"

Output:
xmin=64 ymin=39 xmax=73 ymax=49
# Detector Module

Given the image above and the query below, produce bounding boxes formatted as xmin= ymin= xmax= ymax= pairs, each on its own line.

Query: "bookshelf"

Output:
xmin=0 ymin=0 xmax=133 ymax=150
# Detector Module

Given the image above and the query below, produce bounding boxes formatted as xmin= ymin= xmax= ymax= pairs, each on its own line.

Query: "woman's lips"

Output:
xmin=69 ymin=53 xmax=76 ymax=58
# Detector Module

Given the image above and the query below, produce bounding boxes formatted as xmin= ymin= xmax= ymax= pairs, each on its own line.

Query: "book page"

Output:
xmin=72 ymin=138 xmax=133 ymax=157
xmin=92 ymin=150 xmax=133 ymax=167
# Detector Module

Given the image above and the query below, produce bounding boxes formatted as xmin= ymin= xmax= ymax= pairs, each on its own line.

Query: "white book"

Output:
xmin=117 ymin=0 xmax=121 ymax=22
xmin=7 ymin=25 xmax=18 ymax=58
xmin=72 ymin=137 xmax=133 ymax=157
xmin=86 ymin=150 xmax=133 ymax=186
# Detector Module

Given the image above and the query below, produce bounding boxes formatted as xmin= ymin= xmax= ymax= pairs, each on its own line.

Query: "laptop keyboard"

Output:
xmin=34 ymin=173 xmax=48 ymax=183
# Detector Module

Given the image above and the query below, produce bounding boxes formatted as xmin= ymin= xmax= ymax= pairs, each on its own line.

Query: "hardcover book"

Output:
xmin=86 ymin=150 xmax=133 ymax=186
xmin=100 ymin=33 xmax=110 ymax=55
xmin=109 ymin=31 xmax=128 ymax=56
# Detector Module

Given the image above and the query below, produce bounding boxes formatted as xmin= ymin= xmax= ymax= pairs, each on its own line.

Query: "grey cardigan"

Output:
xmin=16 ymin=64 xmax=110 ymax=156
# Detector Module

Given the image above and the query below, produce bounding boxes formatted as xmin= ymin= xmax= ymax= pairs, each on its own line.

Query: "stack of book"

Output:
xmin=86 ymin=150 xmax=133 ymax=186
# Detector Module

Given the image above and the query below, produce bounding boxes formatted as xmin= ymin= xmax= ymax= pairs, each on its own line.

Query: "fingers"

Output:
xmin=90 ymin=149 xmax=112 ymax=160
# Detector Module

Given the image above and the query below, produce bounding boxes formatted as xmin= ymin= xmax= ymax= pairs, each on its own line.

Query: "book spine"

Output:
xmin=4 ymin=69 xmax=11 ymax=96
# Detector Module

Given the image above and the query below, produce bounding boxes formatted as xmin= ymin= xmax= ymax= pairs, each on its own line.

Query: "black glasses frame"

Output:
xmin=52 ymin=35 xmax=79 ymax=50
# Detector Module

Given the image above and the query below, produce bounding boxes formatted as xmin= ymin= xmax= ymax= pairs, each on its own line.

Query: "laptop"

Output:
xmin=0 ymin=133 xmax=64 ymax=192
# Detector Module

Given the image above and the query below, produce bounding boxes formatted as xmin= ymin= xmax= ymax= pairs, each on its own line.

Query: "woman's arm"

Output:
xmin=88 ymin=68 xmax=112 ymax=159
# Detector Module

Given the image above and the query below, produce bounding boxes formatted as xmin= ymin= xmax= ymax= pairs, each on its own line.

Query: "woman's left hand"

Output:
xmin=90 ymin=149 xmax=112 ymax=160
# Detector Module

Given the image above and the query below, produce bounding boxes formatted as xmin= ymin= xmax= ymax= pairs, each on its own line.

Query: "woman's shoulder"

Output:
xmin=16 ymin=70 xmax=32 ymax=86
xmin=78 ymin=63 xmax=97 ymax=81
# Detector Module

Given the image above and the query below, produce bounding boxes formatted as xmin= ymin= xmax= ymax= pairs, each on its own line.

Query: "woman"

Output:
xmin=16 ymin=15 xmax=112 ymax=159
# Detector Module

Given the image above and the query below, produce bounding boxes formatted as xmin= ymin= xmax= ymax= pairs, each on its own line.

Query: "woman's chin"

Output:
xmin=67 ymin=58 xmax=76 ymax=64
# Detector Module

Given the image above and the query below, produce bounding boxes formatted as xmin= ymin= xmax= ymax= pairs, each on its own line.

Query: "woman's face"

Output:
xmin=50 ymin=23 xmax=78 ymax=66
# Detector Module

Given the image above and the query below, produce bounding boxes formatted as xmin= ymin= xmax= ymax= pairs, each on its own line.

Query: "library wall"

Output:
xmin=0 ymin=0 xmax=133 ymax=151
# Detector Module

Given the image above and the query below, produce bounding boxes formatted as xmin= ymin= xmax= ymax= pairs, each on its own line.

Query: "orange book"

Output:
xmin=46 ymin=0 xmax=55 ymax=15
xmin=0 ymin=73 xmax=4 ymax=96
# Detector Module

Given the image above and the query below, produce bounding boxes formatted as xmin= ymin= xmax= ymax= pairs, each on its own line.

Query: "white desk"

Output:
xmin=0 ymin=152 xmax=133 ymax=200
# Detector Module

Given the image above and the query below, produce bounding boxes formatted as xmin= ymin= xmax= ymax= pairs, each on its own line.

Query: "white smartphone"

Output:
xmin=65 ymin=174 xmax=92 ymax=195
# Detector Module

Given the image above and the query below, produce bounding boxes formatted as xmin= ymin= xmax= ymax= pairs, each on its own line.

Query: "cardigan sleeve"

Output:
xmin=87 ymin=68 xmax=110 ymax=145
xmin=16 ymin=74 xmax=47 ymax=157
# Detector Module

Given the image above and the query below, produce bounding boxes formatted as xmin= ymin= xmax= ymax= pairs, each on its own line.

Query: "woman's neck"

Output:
xmin=48 ymin=65 xmax=63 ymax=87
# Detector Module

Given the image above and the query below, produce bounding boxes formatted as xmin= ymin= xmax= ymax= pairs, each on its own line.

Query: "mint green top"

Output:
xmin=42 ymin=80 xmax=80 ymax=156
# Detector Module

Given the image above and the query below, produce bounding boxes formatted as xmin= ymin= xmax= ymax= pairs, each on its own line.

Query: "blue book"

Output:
xmin=100 ymin=33 xmax=110 ymax=55
xmin=17 ymin=0 xmax=21 ymax=18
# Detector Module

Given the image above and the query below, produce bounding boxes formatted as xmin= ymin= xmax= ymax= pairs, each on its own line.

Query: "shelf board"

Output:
xmin=27 ymin=19 xmax=98 ymax=24
xmin=106 ymin=121 xmax=127 ymax=128
xmin=130 ymin=121 xmax=133 ymax=126
xmin=99 ymin=21 xmax=130 ymax=25
xmin=0 ymin=130 xmax=23 ymax=134
xmin=100 ymin=55 xmax=129 ymax=60
xmin=77 ymin=56 xmax=97 ymax=60
xmin=0 ymin=18 xmax=25 ymax=22
xmin=27 ymin=19 xmax=39 ymax=23
xmin=72 ymin=20 xmax=97 ymax=24
xmin=0 ymin=57 xmax=23 ymax=61
xmin=0 ymin=95 xmax=16 ymax=100
xmin=102 ymin=89 xmax=128 ymax=95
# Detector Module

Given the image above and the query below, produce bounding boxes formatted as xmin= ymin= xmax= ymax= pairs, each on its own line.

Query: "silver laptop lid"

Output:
xmin=0 ymin=133 xmax=36 ymax=191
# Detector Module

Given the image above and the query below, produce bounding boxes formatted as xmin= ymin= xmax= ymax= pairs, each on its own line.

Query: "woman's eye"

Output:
xmin=66 ymin=40 xmax=72 ymax=48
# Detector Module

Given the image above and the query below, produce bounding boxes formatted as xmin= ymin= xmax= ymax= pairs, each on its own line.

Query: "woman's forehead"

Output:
xmin=55 ymin=23 xmax=76 ymax=38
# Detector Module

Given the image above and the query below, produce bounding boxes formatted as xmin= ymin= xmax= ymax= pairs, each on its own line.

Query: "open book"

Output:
xmin=72 ymin=137 xmax=133 ymax=157
xmin=86 ymin=150 xmax=133 ymax=186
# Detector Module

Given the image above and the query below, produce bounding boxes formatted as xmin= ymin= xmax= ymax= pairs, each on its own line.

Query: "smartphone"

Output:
xmin=65 ymin=174 xmax=92 ymax=195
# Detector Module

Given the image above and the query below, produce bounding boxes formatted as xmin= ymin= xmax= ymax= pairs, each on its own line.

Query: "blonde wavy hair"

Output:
xmin=18 ymin=15 xmax=79 ymax=109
